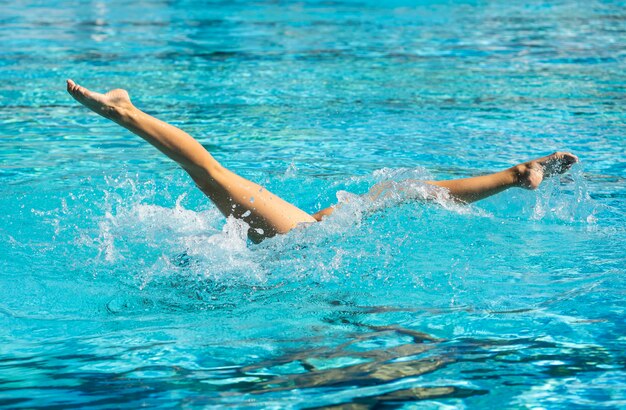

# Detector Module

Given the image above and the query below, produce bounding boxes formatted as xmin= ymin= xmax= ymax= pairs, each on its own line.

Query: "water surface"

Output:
xmin=1 ymin=0 xmax=625 ymax=408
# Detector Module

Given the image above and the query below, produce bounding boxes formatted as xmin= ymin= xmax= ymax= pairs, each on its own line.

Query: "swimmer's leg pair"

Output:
xmin=67 ymin=80 xmax=577 ymax=234
xmin=67 ymin=80 xmax=315 ymax=242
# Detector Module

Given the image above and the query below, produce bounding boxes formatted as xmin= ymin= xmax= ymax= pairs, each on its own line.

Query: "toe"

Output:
xmin=68 ymin=80 xmax=82 ymax=97
xmin=72 ymin=83 xmax=92 ymax=101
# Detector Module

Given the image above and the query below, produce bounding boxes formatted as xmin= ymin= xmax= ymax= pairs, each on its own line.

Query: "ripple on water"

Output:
xmin=1 ymin=0 xmax=625 ymax=407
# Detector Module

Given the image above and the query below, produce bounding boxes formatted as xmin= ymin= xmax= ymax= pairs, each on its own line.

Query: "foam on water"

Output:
xmin=72 ymin=165 xmax=599 ymax=299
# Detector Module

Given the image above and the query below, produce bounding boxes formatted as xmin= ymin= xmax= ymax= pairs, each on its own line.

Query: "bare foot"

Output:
xmin=66 ymin=79 xmax=133 ymax=121
xmin=514 ymin=152 xmax=579 ymax=190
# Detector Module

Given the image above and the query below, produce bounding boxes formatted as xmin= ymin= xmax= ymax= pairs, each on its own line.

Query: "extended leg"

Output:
xmin=427 ymin=152 xmax=578 ymax=202
xmin=67 ymin=80 xmax=315 ymax=242
xmin=312 ymin=153 xmax=578 ymax=220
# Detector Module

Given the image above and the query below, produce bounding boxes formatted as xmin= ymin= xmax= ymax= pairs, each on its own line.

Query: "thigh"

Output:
xmin=201 ymin=167 xmax=316 ymax=240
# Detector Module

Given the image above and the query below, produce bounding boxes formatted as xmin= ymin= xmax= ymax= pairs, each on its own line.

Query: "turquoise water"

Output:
xmin=1 ymin=0 xmax=625 ymax=407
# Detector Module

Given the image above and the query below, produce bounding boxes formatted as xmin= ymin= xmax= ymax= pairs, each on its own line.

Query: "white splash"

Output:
xmin=531 ymin=166 xmax=597 ymax=223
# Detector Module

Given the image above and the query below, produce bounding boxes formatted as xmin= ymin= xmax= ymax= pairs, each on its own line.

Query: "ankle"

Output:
xmin=107 ymin=104 xmax=136 ymax=123
xmin=510 ymin=164 xmax=527 ymax=188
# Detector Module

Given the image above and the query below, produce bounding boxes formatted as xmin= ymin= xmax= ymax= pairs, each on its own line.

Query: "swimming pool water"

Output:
xmin=1 ymin=0 xmax=625 ymax=408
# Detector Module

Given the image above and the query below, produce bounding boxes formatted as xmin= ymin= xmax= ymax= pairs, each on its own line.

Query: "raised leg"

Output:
xmin=66 ymin=80 xmax=315 ymax=242
xmin=312 ymin=153 xmax=578 ymax=220
xmin=428 ymin=152 xmax=578 ymax=202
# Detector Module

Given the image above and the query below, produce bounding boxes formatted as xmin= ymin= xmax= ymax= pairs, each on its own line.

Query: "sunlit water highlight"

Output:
xmin=1 ymin=0 xmax=625 ymax=408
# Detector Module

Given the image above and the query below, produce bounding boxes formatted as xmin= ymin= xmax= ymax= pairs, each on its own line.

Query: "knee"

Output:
xmin=186 ymin=163 xmax=226 ymax=193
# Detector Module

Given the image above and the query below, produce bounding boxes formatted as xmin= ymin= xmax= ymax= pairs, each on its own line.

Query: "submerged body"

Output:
xmin=66 ymin=80 xmax=578 ymax=242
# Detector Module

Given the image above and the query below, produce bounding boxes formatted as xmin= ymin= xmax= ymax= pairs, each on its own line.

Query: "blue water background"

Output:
xmin=1 ymin=0 xmax=625 ymax=407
